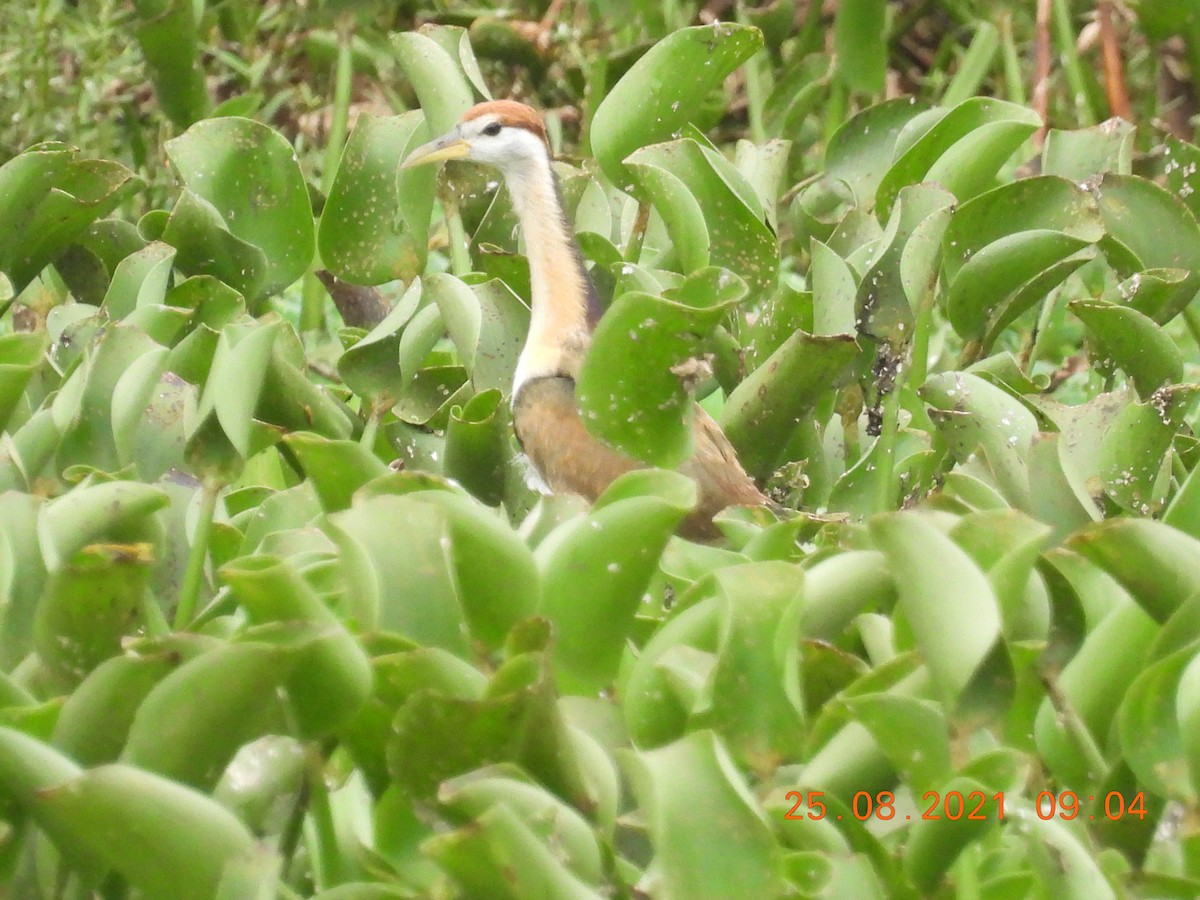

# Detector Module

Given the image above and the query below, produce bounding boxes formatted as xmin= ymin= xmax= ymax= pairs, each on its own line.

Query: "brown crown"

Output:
xmin=460 ymin=100 xmax=548 ymax=146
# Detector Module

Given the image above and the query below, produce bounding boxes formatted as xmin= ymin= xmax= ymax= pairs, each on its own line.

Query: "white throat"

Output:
xmin=500 ymin=146 xmax=591 ymax=400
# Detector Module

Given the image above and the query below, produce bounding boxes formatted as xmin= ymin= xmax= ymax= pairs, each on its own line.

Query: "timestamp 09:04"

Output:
xmin=783 ymin=790 xmax=1148 ymax=822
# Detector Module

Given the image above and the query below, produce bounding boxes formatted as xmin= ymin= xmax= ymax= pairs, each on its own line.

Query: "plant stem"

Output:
xmin=445 ymin=201 xmax=472 ymax=276
xmin=998 ymin=13 xmax=1026 ymax=105
xmin=305 ymin=758 xmax=341 ymax=890
xmin=175 ymin=480 xmax=220 ymax=630
xmin=1040 ymin=669 xmax=1108 ymax=783
xmin=625 ymin=200 xmax=651 ymax=263
xmin=301 ymin=15 xmax=355 ymax=336
xmin=360 ymin=402 xmax=382 ymax=449
xmin=743 ymin=49 xmax=768 ymax=146
xmin=1050 ymin=0 xmax=1099 ymax=126
xmin=872 ymin=371 xmax=904 ymax=514
xmin=1183 ymin=306 xmax=1200 ymax=349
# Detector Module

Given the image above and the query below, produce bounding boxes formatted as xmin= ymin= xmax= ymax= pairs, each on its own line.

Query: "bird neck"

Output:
xmin=504 ymin=151 xmax=594 ymax=397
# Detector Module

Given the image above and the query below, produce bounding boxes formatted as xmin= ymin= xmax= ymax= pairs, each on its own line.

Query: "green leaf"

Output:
xmin=429 ymin=274 xmax=529 ymax=393
xmin=942 ymin=177 xmax=1104 ymax=342
xmin=424 ymin=802 xmax=606 ymax=900
xmin=121 ymin=641 xmax=292 ymax=790
xmin=52 ymin=653 xmax=181 ymax=766
xmin=1119 ymin=643 xmax=1196 ymax=799
xmin=821 ymin=97 xmax=935 ymax=207
xmin=326 ymin=494 xmax=471 ymax=650
xmin=920 ymin=372 xmax=1038 ymax=510
xmin=1042 ymin=120 xmax=1135 ymax=180
xmin=221 ymin=556 xmax=373 ymax=736
xmin=319 ymin=112 xmax=433 ymax=285
xmin=29 ymin=761 xmax=261 ymax=900
xmin=870 ymin=513 xmax=1002 ymax=704
xmin=538 ymin=470 xmax=696 ymax=692
xmin=720 ymin=331 xmax=859 ymax=479
xmin=0 ymin=146 xmax=142 ymax=291
xmin=338 ymin=278 xmax=423 ymax=402
xmin=38 ymin=480 xmax=168 ymax=571
xmin=282 ymin=432 xmax=389 ymax=512
xmin=592 ymin=24 xmax=764 ymax=191
xmin=1096 ymin=173 xmax=1200 ymax=272
xmin=392 ymin=30 xmax=476 ymax=136
xmin=438 ymin=769 xmax=603 ymax=884
xmin=0 ymin=331 xmax=46 ymax=433
xmin=1071 ymin=298 xmax=1184 ymax=398
xmin=877 ymin=98 xmax=1041 ymax=216
xmin=856 ymin=183 xmax=955 ymax=346
xmin=693 ymin=563 xmax=805 ymax=766
xmin=1034 ymin=601 xmax=1158 ymax=784
xmin=389 ymin=648 xmax=595 ymax=811
xmin=130 ymin=0 xmax=208 ymax=126
xmin=165 ymin=118 xmax=315 ymax=299
xmin=576 ymin=287 xmax=733 ymax=468
xmin=833 ymin=0 xmax=886 ymax=93
xmin=1098 ymin=385 xmax=1195 ymax=514
xmin=444 ymin=389 xmax=509 ymax=506
xmin=625 ymin=140 xmax=778 ymax=297
xmin=34 ymin=543 xmax=154 ymax=687
xmin=623 ymin=730 xmax=783 ymax=899
xmin=1069 ymin=519 xmax=1200 ymax=623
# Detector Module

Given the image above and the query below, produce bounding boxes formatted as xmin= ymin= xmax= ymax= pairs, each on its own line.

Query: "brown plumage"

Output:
xmin=402 ymin=100 xmax=772 ymax=539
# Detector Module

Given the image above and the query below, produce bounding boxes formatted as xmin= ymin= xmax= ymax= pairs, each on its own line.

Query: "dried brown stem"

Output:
xmin=1097 ymin=0 xmax=1131 ymax=120
xmin=315 ymin=269 xmax=390 ymax=330
xmin=1033 ymin=0 xmax=1053 ymax=148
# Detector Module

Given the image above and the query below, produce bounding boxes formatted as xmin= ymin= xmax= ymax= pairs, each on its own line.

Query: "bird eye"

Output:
xmin=482 ymin=122 xmax=502 ymax=137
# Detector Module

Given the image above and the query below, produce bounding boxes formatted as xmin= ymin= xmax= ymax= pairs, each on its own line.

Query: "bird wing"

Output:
xmin=511 ymin=376 xmax=641 ymax=502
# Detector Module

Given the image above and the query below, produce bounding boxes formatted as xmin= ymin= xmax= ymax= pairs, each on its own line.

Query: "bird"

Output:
xmin=401 ymin=100 xmax=771 ymax=539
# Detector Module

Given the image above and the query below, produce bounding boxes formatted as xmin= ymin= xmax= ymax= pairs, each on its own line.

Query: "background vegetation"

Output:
xmin=2 ymin=0 xmax=1200 ymax=897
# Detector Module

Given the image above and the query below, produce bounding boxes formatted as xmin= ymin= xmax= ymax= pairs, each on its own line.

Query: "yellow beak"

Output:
xmin=400 ymin=132 xmax=470 ymax=169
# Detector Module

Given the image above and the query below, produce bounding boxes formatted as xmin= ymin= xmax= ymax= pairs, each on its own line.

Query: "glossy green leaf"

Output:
xmin=33 ymin=543 xmax=153 ymax=687
xmin=592 ymin=24 xmax=763 ymax=190
xmin=0 ymin=145 xmax=141 ymax=291
xmin=392 ymin=30 xmax=476 ymax=136
xmin=1119 ymin=643 xmax=1195 ymax=799
xmin=877 ymin=98 xmax=1040 ymax=215
xmin=424 ymin=802 xmax=605 ymax=900
xmin=921 ymin=372 xmax=1038 ymax=510
xmin=870 ymin=513 xmax=1002 ymax=704
xmin=131 ymin=0 xmax=208 ymax=126
xmin=1069 ymin=519 xmax=1200 ymax=623
xmin=0 ymin=331 xmax=46 ymax=432
xmin=576 ymin=288 xmax=732 ymax=468
xmin=320 ymin=112 xmax=433 ymax=285
xmin=121 ymin=641 xmax=292 ymax=790
xmin=52 ymin=653 xmax=180 ymax=765
xmin=1034 ymin=601 xmax=1158 ymax=784
xmin=721 ymin=331 xmax=858 ymax=479
xmin=444 ymin=389 xmax=509 ymax=506
xmin=539 ymin=470 xmax=696 ymax=691
xmin=1071 ymin=298 xmax=1183 ymax=397
xmin=1099 ymin=385 xmax=1196 ymax=514
xmin=623 ymin=730 xmax=783 ymax=899
xmin=821 ymin=98 xmax=935 ymax=207
xmin=1096 ymin=173 xmax=1200 ymax=272
xmin=856 ymin=183 xmax=955 ymax=346
xmin=221 ymin=556 xmax=373 ymax=736
xmin=165 ymin=118 xmax=315 ymax=299
xmin=28 ymin=761 xmax=261 ymax=900
xmin=1042 ymin=119 xmax=1135 ymax=180
xmin=628 ymin=141 xmax=777 ymax=296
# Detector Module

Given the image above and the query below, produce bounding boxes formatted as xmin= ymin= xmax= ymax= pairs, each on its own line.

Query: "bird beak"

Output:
xmin=400 ymin=130 xmax=470 ymax=169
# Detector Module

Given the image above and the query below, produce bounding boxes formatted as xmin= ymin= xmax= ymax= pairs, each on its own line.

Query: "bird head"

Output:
xmin=400 ymin=100 xmax=550 ymax=176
